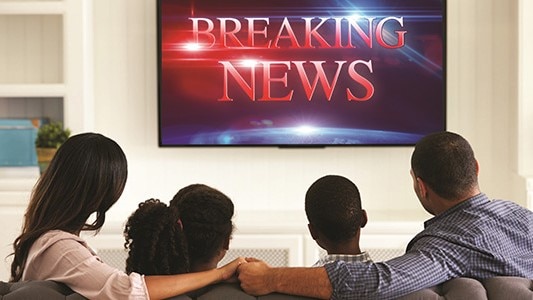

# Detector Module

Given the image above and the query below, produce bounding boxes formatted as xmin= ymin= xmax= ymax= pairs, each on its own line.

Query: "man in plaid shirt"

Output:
xmin=238 ymin=131 xmax=533 ymax=299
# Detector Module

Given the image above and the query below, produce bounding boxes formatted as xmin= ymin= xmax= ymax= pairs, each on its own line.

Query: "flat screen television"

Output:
xmin=158 ymin=0 xmax=446 ymax=146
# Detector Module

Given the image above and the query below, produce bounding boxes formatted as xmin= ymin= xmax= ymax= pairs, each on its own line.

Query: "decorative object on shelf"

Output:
xmin=35 ymin=122 xmax=70 ymax=173
xmin=0 ymin=119 xmax=38 ymax=167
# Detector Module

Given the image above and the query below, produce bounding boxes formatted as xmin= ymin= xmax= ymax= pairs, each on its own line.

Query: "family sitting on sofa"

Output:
xmin=3 ymin=131 xmax=532 ymax=299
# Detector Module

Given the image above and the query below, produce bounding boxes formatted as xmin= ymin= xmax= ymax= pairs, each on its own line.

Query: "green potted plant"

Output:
xmin=35 ymin=122 xmax=71 ymax=173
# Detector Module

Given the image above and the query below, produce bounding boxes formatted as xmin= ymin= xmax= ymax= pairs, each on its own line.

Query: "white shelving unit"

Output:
xmin=0 ymin=0 xmax=93 ymax=133
xmin=0 ymin=84 xmax=65 ymax=97
xmin=0 ymin=167 xmax=38 ymax=205
xmin=0 ymin=0 xmax=93 ymax=281
xmin=0 ymin=1 xmax=64 ymax=14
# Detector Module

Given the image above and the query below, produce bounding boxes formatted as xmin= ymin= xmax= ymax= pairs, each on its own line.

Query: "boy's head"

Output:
xmin=305 ymin=175 xmax=366 ymax=251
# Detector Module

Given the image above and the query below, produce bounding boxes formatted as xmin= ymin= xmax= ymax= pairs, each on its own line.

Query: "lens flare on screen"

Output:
xmin=183 ymin=42 xmax=203 ymax=51
xmin=293 ymin=126 xmax=318 ymax=135
xmin=241 ymin=59 xmax=258 ymax=67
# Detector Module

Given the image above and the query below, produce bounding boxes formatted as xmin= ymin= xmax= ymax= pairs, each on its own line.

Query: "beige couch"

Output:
xmin=1 ymin=277 xmax=532 ymax=299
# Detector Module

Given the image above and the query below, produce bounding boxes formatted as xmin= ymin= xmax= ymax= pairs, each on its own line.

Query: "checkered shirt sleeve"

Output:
xmin=324 ymin=193 xmax=533 ymax=300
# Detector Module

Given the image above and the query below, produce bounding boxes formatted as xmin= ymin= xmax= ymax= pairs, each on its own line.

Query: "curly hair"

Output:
xmin=170 ymin=185 xmax=234 ymax=269
xmin=124 ymin=199 xmax=189 ymax=275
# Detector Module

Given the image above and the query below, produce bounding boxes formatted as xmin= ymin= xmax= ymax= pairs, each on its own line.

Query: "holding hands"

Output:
xmin=237 ymin=258 xmax=332 ymax=299
xmin=237 ymin=258 xmax=275 ymax=296
xmin=217 ymin=257 xmax=248 ymax=282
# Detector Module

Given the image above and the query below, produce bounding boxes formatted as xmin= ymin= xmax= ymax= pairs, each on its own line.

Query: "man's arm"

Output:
xmin=238 ymin=260 xmax=332 ymax=299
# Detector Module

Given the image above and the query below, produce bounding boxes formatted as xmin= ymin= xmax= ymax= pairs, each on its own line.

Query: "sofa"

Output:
xmin=1 ymin=277 xmax=532 ymax=299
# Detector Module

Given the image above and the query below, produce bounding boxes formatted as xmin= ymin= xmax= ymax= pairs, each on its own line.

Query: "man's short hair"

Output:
xmin=305 ymin=175 xmax=363 ymax=242
xmin=411 ymin=131 xmax=478 ymax=200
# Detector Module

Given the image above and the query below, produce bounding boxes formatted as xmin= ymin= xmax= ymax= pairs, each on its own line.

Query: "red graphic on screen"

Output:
xmin=158 ymin=0 xmax=445 ymax=146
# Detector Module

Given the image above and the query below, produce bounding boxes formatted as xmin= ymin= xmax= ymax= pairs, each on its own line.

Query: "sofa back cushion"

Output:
xmin=483 ymin=276 xmax=533 ymax=300
xmin=0 ymin=280 xmax=86 ymax=300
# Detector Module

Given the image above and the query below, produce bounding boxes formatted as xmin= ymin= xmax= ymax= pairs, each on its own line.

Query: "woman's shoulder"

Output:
xmin=41 ymin=229 xmax=81 ymax=240
xmin=39 ymin=230 xmax=86 ymax=245
xmin=23 ymin=230 xmax=96 ymax=281
xmin=32 ymin=230 xmax=94 ymax=258
xmin=41 ymin=229 xmax=78 ymax=239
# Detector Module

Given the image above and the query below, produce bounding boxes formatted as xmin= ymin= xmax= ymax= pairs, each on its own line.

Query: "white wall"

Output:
xmin=519 ymin=0 xmax=533 ymax=209
xmin=519 ymin=0 xmax=533 ymax=177
xmin=0 ymin=0 xmax=528 ymax=225
xmin=88 ymin=0 xmax=526 ymax=225
xmin=88 ymin=0 xmax=527 ymax=225
xmin=1 ymin=0 xmax=532 ymax=282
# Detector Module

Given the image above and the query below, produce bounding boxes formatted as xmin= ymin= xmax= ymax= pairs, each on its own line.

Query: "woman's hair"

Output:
xmin=124 ymin=199 xmax=189 ymax=275
xmin=170 ymin=185 xmax=234 ymax=269
xmin=10 ymin=133 xmax=128 ymax=282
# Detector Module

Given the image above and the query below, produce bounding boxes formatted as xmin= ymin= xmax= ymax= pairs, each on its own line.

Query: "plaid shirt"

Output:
xmin=313 ymin=252 xmax=372 ymax=267
xmin=325 ymin=193 xmax=533 ymax=300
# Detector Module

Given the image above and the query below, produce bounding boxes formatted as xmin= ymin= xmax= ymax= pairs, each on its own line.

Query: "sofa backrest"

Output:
xmin=168 ymin=283 xmax=315 ymax=300
xmin=483 ymin=277 xmax=533 ymax=300
xmin=0 ymin=280 xmax=86 ymax=300
xmin=1 ymin=277 xmax=532 ymax=299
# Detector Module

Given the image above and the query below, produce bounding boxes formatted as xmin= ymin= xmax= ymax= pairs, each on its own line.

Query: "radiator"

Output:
xmin=87 ymin=233 xmax=411 ymax=272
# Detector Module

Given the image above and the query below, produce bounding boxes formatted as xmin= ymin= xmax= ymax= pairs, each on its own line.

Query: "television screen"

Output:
xmin=158 ymin=0 xmax=446 ymax=146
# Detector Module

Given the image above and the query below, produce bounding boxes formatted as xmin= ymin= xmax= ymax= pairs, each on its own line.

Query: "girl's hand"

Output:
xmin=217 ymin=257 xmax=247 ymax=282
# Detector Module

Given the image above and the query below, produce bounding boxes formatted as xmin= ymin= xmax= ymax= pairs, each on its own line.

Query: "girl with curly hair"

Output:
xmin=124 ymin=199 xmax=190 ymax=275
xmin=124 ymin=184 xmax=235 ymax=275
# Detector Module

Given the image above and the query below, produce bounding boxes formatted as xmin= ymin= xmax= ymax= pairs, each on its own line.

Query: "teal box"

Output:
xmin=0 ymin=119 xmax=38 ymax=166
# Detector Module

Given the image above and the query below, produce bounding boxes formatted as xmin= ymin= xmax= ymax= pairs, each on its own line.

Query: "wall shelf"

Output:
xmin=0 ymin=166 xmax=38 ymax=206
xmin=0 ymin=84 xmax=65 ymax=98
xmin=0 ymin=2 xmax=65 ymax=15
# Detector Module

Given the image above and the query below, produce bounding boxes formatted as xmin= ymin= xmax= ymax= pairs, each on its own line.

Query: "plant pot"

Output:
xmin=36 ymin=147 xmax=57 ymax=174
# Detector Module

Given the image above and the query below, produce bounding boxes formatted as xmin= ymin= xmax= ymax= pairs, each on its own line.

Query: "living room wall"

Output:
xmin=91 ymin=0 xmax=526 ymax=223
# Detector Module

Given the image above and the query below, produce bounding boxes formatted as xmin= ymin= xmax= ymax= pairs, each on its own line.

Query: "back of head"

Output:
xmin=305 ymin=175 xmax=363 ymax=243
xmin=124 ymin=199 xmax=189 ymax=275
xmin=411 ymin=131 xmax=478 ymax=200
xmin=33 ymin=132 xmax=128 ymax=232
xmin=11 ymin=132 xmax=128 ymax=281
xmin=170 ymin=185 xmax=234 ymax=269
xmin=170 ymin=184 xmax=210 ymax=205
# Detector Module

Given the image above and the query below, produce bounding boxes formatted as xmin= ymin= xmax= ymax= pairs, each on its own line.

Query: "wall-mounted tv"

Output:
xmin=158 ymin=0 xmax=446 ymax=146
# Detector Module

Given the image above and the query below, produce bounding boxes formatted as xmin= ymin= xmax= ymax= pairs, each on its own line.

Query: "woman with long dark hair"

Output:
xmin=10 ymin=133 xmax=244 ymax=299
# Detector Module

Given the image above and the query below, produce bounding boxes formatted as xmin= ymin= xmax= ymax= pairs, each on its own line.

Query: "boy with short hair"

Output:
xmin=305 ymin=175 xmax=370 ymax=266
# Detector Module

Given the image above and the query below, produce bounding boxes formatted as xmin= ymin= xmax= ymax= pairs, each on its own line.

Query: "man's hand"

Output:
xmin=238 ymin=258 xmax=332 ymax=299
xmin=237 ymin=259 xmax=274 ymax=295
